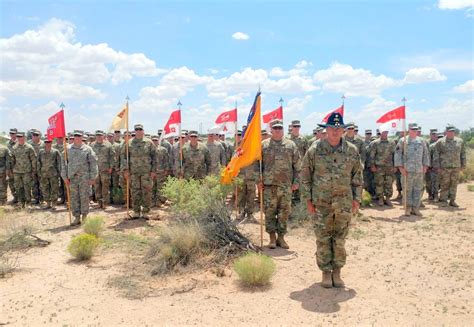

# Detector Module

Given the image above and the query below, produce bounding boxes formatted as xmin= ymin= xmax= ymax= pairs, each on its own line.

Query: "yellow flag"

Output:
xmin=221 ymin=92 xmax=262 ymax=184
xmin=109 ymin=104 xmax=128 ymax=131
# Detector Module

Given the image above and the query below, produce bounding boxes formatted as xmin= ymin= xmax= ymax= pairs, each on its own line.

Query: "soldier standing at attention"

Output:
xmin=0 ymin=144 xmax=12 ymax=205
xmin=29 ymin=129 xmax=44 ymax=204
xmin=345 ymin=122 xmax=366 ymax=166
xmin=363 ymin=129 xmax=376 ymax=198
xmin=261 ymin=119 xmax=301 ymax=250
xmin=151 ymin=135 xmax=170 ymax=207
xmin=121 ymin=124 xmax=157 ymax=219
xmin=287 ymin=120 xmax=308 ymax=205
xmin=301 ymin=112 xmax=362 ymax=288
xmin=432 ymin=125 xmax=466 ymax=207
xmin=11 ymin=132 xmax=37 ymax=208
xmin=91 ymin=130 xmax=114 ymax=209
xmin=7 ymin=128 xmax=17 ymax=204
xmin=425 ymin=129 xmax=439 ymax=200
xmin=54 ymin=137 xmax=66 ymax=204
xmin=206 ymin=132 xmax=226 ymax=175
xmin=37 ymin=139 xmax=61 ymax=209
xmin=394 ymin=123 xmax=430 ymax=216
xmin=181 ymin=131 xmax=211 ymax=179
xmin=61 ymin=130 xmax=98 ymax=225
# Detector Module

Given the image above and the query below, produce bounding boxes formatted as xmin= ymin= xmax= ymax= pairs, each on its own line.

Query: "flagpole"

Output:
xmin=234 ymin=101 xmax=240 ymax=216
xmin=60 ymin=103 xmax=72 ymax=225
xmin=177 ymin=100 xmax=183 ymax=178
xmin=259 ymin=160 xmax=264 ymax=248
xmin=125 ymin=96 xmax=130 ymax=218
xmin=402 ymin=97 xmax=408 ymax=212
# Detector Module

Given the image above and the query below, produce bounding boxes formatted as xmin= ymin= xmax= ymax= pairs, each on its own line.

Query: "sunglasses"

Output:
xmin=32 ymin=133 xmax=40 ymax=136
xmin=135 ymin=128 xmax=143 ymax=131
xmin=272 ymin=127 xmax=283 ymax=130
xmin=189 ymin=135 xmax=198 ymax=138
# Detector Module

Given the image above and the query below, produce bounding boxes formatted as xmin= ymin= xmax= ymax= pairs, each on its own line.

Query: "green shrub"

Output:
xmin=361 ymin=190 xmax=372 ymax=207
xmin=83 ymin=216 xmax=105 ymax=237
xmin=233 ymin=253 xmax=276 ymax=287
xmin=459 ymin=148 xmax=474 ymax=182
xmin=68 ymin=234 xmax=99 ymax=261
xmin=467 ymin=185 xmax=474 ymax=192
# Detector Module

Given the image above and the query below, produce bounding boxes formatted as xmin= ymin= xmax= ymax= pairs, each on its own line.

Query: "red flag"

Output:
xmin=162 ymin=109 xmax=181 ymax=137
xmin=47 ymin=110 xmax=66 ymax=141
xmin=262 ymin=106 xmax=283 ymax=124
xmin=376 ymin=106 xmax=406 ymax=135
xmin=322 ymin=105 xmax=344 ymax=123
xmin=215 ymin=108 xmax=237 ymax=124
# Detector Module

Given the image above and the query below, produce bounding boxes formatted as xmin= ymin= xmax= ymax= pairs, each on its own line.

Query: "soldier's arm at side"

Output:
xmin=88 ymin=148 xmax=99 ymax=183
xmin=291 ymin=145 xmax=301 ymax=191
xmin=300 ymin=149 xmax=315 ymax=213
xmin=460 ymin=140 xmax=466 ymax=169
xmin=351 ymin=151 xmax=363 ymax=205
xmin=30 ymin=147 xmax=37 ymax=173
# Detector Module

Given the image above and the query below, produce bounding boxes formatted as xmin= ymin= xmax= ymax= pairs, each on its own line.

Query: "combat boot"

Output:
xmin=440 ymin=201 xmax=448 ymax=207
xmin=332 ymin=268 xmax=345 ymax=288
xmin=449 ymin=200 xmax=459 ymax=207
xmin=412 ymin=207 xmax=422 ymax=216
xmin=433 ymin=193 xmax=439 ymax=202
xmin=404 ymin=207 xmax=412 ymax=216
xmin=276 ymin=234 xmax=289 ymax=249
xmin=384 ymin=199 xmax=393 ymax=207
xmin=321 ymin=271 xmax=332 ymax=288
xmin=396 ymin=192 xmax=402 ymax=200
xmin=268 ymin=232 xmax=277 ymax=249
xmin=71 ymin=216 xmax=81 ymax=226
xmin=377 ymin=198 xmax=384 ymax=206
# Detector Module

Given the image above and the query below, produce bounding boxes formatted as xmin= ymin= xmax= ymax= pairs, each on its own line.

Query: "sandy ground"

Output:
xmin=1 ymin=184 xmax=473 ymax=326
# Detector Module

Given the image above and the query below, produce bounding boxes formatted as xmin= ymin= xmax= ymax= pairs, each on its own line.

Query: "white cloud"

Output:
xmin=397 ymin=51 xmax=473 ymax=73
xmin=0 ymin=80 xmax=105 ymax=99
xmin=438 ymin=0 xmax=474 ymax=10
xmin=452 ymin=79 xmax=474 ymax=93
xmin=232 ymin=32 xmax=249 ymax=40
xmin=403 ymin=67 xmax=447 ymax=84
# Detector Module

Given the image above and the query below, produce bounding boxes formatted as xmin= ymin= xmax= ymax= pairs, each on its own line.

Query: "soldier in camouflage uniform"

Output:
xmin=109 ymin=131 xmax=123 ymax=204
xmin=0 ymin=144 xmax=12 ymax=205
xmin=301 ymin=112 xmax=362 ymax=288
xmin=206 ymin=132 xmax=226 ymax=175
xmin=91 ymin=130 xmax=114 ymax=209
xmin=171 ymin=133 xmax=186 ymax=177
xmin=345 ymin=122 xmax=366 ymax=166
xmin=11 ymin=132 xmax=37 ymax=208
xmin=432 ymin=125 xmax=466 ymax=207
xmin=261 ymin=119 xmax=301 ymax=250
xmin=122 ymin=124 xmax=157 ymax=218
xmin=182 ymin=131 xmax=211 ymax=179
xmin=394 ymin=131 xmax=405 ymax=199
xmin=61 ymin=130 xmax=98 ymax=225
xmin=54 ymin=137 xmax=66 ymax=204
xmin=7 ymin=128 xmax=17 ymax=203
xmin=287 ymin=120 xmax=309 ymax=205
xmin=28 ymin=129 xmax=44 ymax=204
xmin=369 ymin=129 xmax=396 ymax=206
xmin=37 ymin=139 xmax=61 ymax=209
xmin=151 ymin=135 xmax=170 ymax=207
xmin=363 ymin=129 xmax=376 ymax=198
xmin=261 ymin=129 xmax=270 ymax=141
xmin=394 ymin=123 xmax=430 ymax=216
xmin=218 ymin=133 xmax=234 ymax=164
xmin=425 ymin=129 xmax=439 ymax=201
xmin=237 ymin=162 xmax=258 ymax=221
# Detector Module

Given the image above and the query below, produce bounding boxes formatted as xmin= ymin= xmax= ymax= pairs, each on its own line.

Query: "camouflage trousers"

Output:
xmin=402 ymin=172 xmax=424 ymax=208
xmin=375 ymin=167 xmax=394 ymax=198
xmin=0 ymin=173 xmax=6 ymax=203
xmin=70 ymin=175 xmax=91 ymax=217
xmin=40 ymin=176 xmax=59 ymax=204
xmin=425 ymin=169 xmax=439 ymax=198
xmin=110 ymin=169 xmax=121 ymax=204
xmin=238 ymin=180 xmax=256 ymax=214
xmin=8 ymin=175 xmax=16 ymax=200
xmin=264 ymin=185 xmax=291 ymax=235
xmin=439 ymin=168 xmax=460 ymax=202
xmin=363 ymin=168 xmax=376 ymax=196
xmin=14 ymin=173 xmax=32 ymax=205
xmin=32 ymin=173 xmax=41 ymax=202
xmin=395 ymin=170 xmax=402 ymax=192
xmin=130 ymin=174 xmax=153 ymax=214
xmin=313 ymin=206 xmax=351 ymax=272
xmin=152 ymin=174 xmax=167 ymax=206
xmin=95 ymin=171 xmax=111 ymax=206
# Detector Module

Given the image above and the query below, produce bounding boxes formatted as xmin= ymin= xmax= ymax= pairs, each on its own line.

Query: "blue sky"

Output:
xmin=1 ymin=0 xmax=473 ymax=134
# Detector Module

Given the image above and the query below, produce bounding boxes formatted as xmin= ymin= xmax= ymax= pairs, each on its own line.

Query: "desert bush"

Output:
xmin=234 ymin=252 xmax=276 ymax=287
xmin=83 ymin=216 xmax=105 ymax=237
xmin=459 ymin=149 xmax=474 ymax=183
xmin=361 ymin=190 xmax=372 ymax=207
xmin=68 ymin=234 xmax=99 ymax=261
xmin=467 ymin=185 xmax=474 ymax=192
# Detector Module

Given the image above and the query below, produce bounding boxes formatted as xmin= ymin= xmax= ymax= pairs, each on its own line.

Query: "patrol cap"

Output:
xmin=446 ymin=124 xmax=456 ymax=132
xmin=107 ymin=132 xmax=114 ymax=137
xmin=270 ymin=119 xmax=284 ymax=128
xmin=219 ymin=132 xmax=225 ymax=136
xmin=151 ymin=135 xmax=159 ymax=141
xmin=131 ymin=131 xmax=136 ymax=137
xmin=318 ymin=112 xmax=346 ymax=129
xmin=345 ymin=122 xmax=355 ymax=129
xmin=354 ymin=125 xmax=359 ymax=131
xmin=95 ymin=130 xmax=105 ymax=136
xmin=237 ymin=130 xmax=243 ymax=136
xmin=157 ymin=129 xmax=163 ymax=135
xmin=430 ymin=129 xmax=438 ymax=134
xmin=261 ymin=130 xmax=269 ymax=136
xmin=437 ymin=132 xmax=444 ymax=138
xmin=114 ymin=130 xmax=121 ymax=133
xmin=134 ymin=124 xmax=144 ymax=131
xmin=291 ymin=120 xmax=301 ymax=127
xmin=189 ymin=130 xmax=199 ymax=137
xmin=44 ymin=138 xmax=52 ymax=143
xmin=408 ymin=123 xmax=419 ymax=130
xmin=365 ymin=129 xmax=372 ymax=135
xmin=82 ymin=136 xmax=88 ymax=141
xmin=73 ymin=130 xmax=84 ymax=136
xmin=31 ymin=129 xmax=41 ymax=136
xmin=9 ymin=128 xmax=17 ymax=134
xmin=16 ymin=131 xmax=25 ymax=137
xmin=182 ymin=129 xmax=189 ymax=135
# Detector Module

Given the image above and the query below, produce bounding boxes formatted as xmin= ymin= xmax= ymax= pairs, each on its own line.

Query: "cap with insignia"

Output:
xmin=16 ymin=131 xmax=25 ymax=137
xmin=430 ymin=129 xmax=438 ymax=134
xmin=318 ymin=112 xmax=346 ymax=128
xmin=9 ymin=128 xmax=17 ymax=134
xmin=134 ymin=124 xmax=143 ymax=130
xmin=95 ymin=130 xmax=105 ymax=136
xmin=270 ymin=119 xmax=284 ymax=128
xmin=408 ymin=123 xmax=419 ymax=130
xmin=446 ymin=124 xmax=456 ymax=132
xmin=291 ymin=120 xmax=301 ymax=127
xmin=73 ymin=130 xmax=84 ymax=136
xmin=189 ymin=130 xmax=199 ymax=136
xmin=365 ymin=129 xmax=372 ymax=135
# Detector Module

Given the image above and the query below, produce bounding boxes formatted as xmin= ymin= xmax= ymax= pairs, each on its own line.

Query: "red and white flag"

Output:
xmin=47 ymin=109 xmax=66 ymax=141
xmin=376 ymin=106 xmax=406 ymax=136
xmin=162 ymin=109 xmax=181 ymax=138
xmin=211 ymin=108 xmax=237 ymax=134
xmin=262 ymin=106 xmax=283 ymax=129
xmin=321 ymin=105 xmax=344 ymax=123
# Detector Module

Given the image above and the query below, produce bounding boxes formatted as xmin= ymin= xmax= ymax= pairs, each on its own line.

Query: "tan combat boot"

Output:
xmin=332 ymin=268 xmax=345 ymax=288
xmin=268 ymin=232 xmax=277 ymax=249
xmin=412 ymin=207 xmax=422 ymax=216
xmin=71 ymin=216 xmax=81 ymax=226
xmin=404 ymin=207 xmax=411 ymax=216
xmin=377 ymin=198 xmax=384 ymax=206
xmin=449 ymin=200 xmax=459 ymax=207
xmin=321 ymin=271 xmax=333 ymax=288
xmin=384 ymin=199 xmax=393 ymax=207
xmin=276 ymin=234 xmax=289 ymax=249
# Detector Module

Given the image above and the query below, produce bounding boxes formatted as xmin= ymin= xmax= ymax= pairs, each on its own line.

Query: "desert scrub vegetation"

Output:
xmin=68 ymin=234 xmax=99 ymax=261
xmin=234 ymin=252 xmax=276 ymax=287
xmin=83 ymin=215 xmax=105 ymax=237
xmin=361 ymin=190 xmax=372 ymax=207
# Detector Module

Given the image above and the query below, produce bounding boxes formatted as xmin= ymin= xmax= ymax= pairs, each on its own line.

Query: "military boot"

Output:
xmin=412 ymin=207 xmax=422 ymax=216
xmin=276 ymin=234 xmax=289 ymax=249
xmin=419 ymin=202 xmax=425 ymax=208
xmin=332 ymin=268 xmax=345 ymax=288
xmin=384 ymin=199 xmax=393 ymax=207
xmin=440 ymin=201 xmax=448 ymax=207
xmin=449 ymin=200 xmax=459 ymax=207
xmin=396 ymin=192 xmax=402 ymax=200
xmin=268 ymin=232 xmax=277 ymax=249
xmin=377 ymin=198 xmax=384 ymax=206
xmin=404 ymin=207 xmax=412 ymax=216
xmin=433 ymin=193 xmax=439 ymax=202
xmin=71 ymin=216 xmax=81 ymax=226
xmin=321 ymin=271 xmax=333 ymax=288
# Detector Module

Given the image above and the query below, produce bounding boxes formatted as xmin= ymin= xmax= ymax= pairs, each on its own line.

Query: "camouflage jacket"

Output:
xmin=345 ymin=135 xmax=366 ymax=165
xmin=182 ymin=142 xmax=211 ymax=179
xmin=238 ymin=162 xmax=259 ymax=182
xmin=91 ymin=141 xmax=114 ymax=173
xmin=363 ymin=139 xmax=373 ymax=167
xmin=394 ymin=136 xmax=430 ymax=173
xmin=0 ymin=144 xmax=12 ymax=174
xmin=261 ymin=138 xmax=301 ymax=187
xmin=12 ymin=143 xmax=37 ymax=174
xmin=7 ymin=139 xmax=16 ymax=151
xmin=171 ymin=142 xmax=184 ymax=175
xmin=38 ymin=148 xmax=61 ymax=177
xmin=206 ymin=141 xmax=226 ymax=175
xmin=287 ymin=134 xmax=309 ymax=158
xmin=432 ymin=136 xmax=466 ymax=169
xmin=368 ymin=138 xmax=396 ymax=167
xmin=155 ymin=145 xmax=170 ymax=176
xmin=61 ymin=144 xmax=98 ymax=180
xmin=121 ymin=137 xmax=157 ymax=175
xmin=28 ymin=140 xmax=44 ymax=156
xmin=301 ymin=138 xmax=363 ymax=207
xmin=308 ymin=136 xmax=317 ymax=148
xmin=53 ymin=141 xmax=65 ymax=154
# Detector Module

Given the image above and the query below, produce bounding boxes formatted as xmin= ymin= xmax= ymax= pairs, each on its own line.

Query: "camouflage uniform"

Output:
xmin=345 ymin=135 xmax=366 ymax=167
xmin=206 ymin=140 xmax=226 ymax=175
xmin=261 ymin=138 xmax=301 ymax=236
xmin=91 ymin=139 xmax=114 ymax=208
xmin=61 ymin=141 xmax=98 ymax=222
xmin=7 ymin=138 xmax=16 ymax=201
xmin=54 ymin=140 xmax=66 ymax=203
xmin=237 ymin=163 xmax=258 ymax=217
xmin=287 ymin=133 xmax=309 ymax=204
xmin=171 ymin=142 xmax=184 ymax=177
xmin=394 ymin=135 xmax=430 ymax=209
xmin=363 ymin=138 xmax=376 ymax=197
xmin=110 ymin=140 xmax=122 ymax=204
xmin=369 ymin=138 xmax=396 ymax=200
xmin=432 ymin=135 xmax=466 ymax=204
xmin=301 ymin=138 xmax=363 ymax=272
xmin=121 ymin=136 xmax=157 ymax=216
xmin=181 ymin=142 xmax=211 ymax=179
xmin=425 ymin=138 xmax=439 ymax=199
xmin=11 ymin=142 xmax=37 ymax=206
xmin=37 ymin=146 xmax=61 ymax=207
xmin=28 ymin=139 xmax=44 ymax=203
xmin=0 ymin=145 xmax=12 ymax=204
xmin=153 ymin=144 xmax=170 ymax=206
